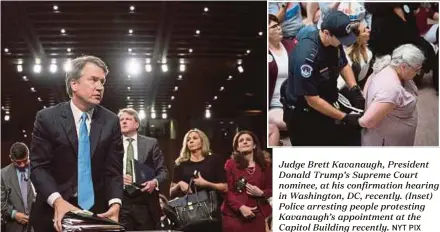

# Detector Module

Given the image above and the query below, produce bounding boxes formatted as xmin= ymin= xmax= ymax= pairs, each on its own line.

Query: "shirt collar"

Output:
xmin=70 ymin=100 xmax=94 ymax=124
xmin=123 ymin=133 xmax=138 ymax=142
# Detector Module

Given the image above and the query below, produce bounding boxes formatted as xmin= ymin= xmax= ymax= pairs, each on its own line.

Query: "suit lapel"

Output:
xmin=60 ymin=103 xmax=78 ymax=156
xmin=8 ymin=166 xmax=25 ymax=209
xmin=90 ymin=106 xmax=103 ymax=157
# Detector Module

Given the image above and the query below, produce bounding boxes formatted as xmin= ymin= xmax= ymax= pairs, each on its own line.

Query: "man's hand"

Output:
xmin=342 ymin=113 xmax=361 ymax=128
xmin=246 ymin=183 xmax=264 ymax=197
xmin=97 ymin=203 xmax=120 ymax=222
xmin=53 ymin=198 xmax=80 ymax=232
xmin=141 ymin=180 xmax=157 ymax=193
xmin=123 ymin=175 xmax=133 ymax=186
xmin=193 ymin=173 xmax=209 ymax=187
xmin=349 ymin=85 xmax=365 ymax=110
xmin=14 ymin=212 xmax=29 ymax=225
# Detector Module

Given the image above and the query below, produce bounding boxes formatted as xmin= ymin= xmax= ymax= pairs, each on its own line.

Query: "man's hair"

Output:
xmin=118 ymin=108 xmax=140 ymax=124
xmin=65 ymin=55 xmax=109 ymax=98
xmin=10 ymin=142 xmax=29 ymax=160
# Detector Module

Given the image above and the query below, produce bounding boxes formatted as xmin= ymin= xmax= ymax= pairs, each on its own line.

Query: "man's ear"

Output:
xmin=71 ymin=80 xmax=78 ymax=93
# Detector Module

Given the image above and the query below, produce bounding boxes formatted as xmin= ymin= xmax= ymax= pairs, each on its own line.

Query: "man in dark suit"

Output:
xmin=118 ymin=108 xmax=168 ymax=230
xmin=29 ymin=55 xmax=124 ymax=232
xmin=1 ymin=142 xmax=36 ymax=232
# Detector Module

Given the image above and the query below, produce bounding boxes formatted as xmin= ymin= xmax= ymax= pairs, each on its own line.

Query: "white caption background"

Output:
xmin=273 ymin=148 xmax=440 ymax=232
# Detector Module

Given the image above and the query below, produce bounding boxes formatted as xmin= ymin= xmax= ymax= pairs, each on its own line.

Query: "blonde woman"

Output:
xmin=360 ymin=44 xmax=425 ymax=146
xmin=170 ymin=129 xmax=227 ymax=231
xmin=337 ymin=22 xmax=372 ymax=90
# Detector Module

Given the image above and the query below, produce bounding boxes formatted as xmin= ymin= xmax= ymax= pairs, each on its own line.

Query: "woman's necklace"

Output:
xmin=247 ymin=162 xmax=256 ymax=175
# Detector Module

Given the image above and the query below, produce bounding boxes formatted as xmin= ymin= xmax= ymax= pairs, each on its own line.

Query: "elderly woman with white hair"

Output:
xmin=359 ymin=44 xmax=425 ymax=146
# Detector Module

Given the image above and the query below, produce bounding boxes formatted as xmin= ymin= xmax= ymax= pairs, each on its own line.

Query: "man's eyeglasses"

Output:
xmin=269 ymin=23 xmax=280 ymax=29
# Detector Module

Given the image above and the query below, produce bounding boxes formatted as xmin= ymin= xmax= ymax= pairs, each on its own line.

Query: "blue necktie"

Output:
xmin=78 ymin=113 xmax=94 ymax=210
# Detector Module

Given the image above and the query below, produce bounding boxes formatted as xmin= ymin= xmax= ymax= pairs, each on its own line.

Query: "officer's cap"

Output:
xmin=320 ymin=10 xmax=357 ymax=46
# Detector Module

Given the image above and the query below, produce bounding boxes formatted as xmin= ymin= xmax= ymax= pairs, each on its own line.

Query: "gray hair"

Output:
xmin=118 ymin=108 xmax=140 ymax=124
xmin=372 ymin=44 xmax=425 ymax=74
xmin=65 ymin=55 xmax=109 ymax=98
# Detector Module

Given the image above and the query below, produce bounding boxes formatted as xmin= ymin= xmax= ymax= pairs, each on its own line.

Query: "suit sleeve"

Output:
xmin=224 ymin=159 xmax=246 ymax=212
xmin=30 ymin=111 xmax=59 ymax=202
xmin=292 ymin=40 xmax=320 ymax=97
xmin=105 ymin=118 xmax=124 ymax=202
xmin=1 ymin=173 xmax=14 ymax=219
xmin=150 ymin=139 xmax=168 ymax=185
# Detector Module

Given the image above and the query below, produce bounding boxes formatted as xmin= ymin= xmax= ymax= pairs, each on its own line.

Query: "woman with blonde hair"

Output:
xmin=337 ymin=21 xmax=371 ymax=90
xmin=169 ymin=129 xmax=227 ymax=231
xmin=360 ymin=44 xmax=425 ymax=146
xmin=221 ymin=131 xmax=272 ymax=232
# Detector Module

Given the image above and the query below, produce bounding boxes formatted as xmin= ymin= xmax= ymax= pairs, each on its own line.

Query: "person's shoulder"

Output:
xmin=138 ymin=134 xmax=157 ymax=143
xmin=371 ymin=70 xmax=401 ymax=93
xmin=37 ymin=101 xmax=69 ymax=117
xmin=224 ymin=158 xmax=237 ymax=168
xmin=1 ymin=164 xmax=14 ymax=175
xmin=33 ymin=102 xmax=71 ymax=125
xmin=294 ymin=29 xmax=319 ymax=60
xmin=281 ymin=39 xmax=297 ymax=53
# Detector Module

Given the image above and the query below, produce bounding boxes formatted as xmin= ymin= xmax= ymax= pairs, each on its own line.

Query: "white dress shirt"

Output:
xmin=47 ymin=101 xmax=121 ymax=208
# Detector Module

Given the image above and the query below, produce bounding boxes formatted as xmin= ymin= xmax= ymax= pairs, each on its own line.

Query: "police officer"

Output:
xmin=282 ymin=10 xmax=365 ymax=146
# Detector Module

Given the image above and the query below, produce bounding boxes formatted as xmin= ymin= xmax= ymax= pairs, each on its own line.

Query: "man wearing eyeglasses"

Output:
xmin=1 ymin=142 xmax=36 ymax=232
xmin=282 ymin=10 xmax=365 ymax=146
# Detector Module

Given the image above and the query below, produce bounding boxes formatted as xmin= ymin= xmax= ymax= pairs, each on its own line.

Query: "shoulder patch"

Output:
xmin=300 ymin=64 xmax=313 ymax=78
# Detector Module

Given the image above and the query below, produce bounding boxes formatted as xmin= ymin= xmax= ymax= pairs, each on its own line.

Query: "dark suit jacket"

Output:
xmin=29 ymin=102 xmax=124 ymax=232
xmin=123 ymin=135 xmax=168 ymax=225
xmin=1 ymin=164 xmax=36 ymax=232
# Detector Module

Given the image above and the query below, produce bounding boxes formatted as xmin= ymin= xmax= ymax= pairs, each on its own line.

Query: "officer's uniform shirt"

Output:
xmin=288 ymin=27 xmax=348 ymax=109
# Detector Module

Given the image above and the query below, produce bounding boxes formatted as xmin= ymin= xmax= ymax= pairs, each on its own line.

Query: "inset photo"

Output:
xmin=268 ymin=2 xmax=439 ymax=146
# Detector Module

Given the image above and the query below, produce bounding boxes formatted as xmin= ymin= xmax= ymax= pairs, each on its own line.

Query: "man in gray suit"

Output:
xmin=118 ymin=108 xmax=168 ymax=230
xmin=1 ymin=142 xmax=36 ymax=232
